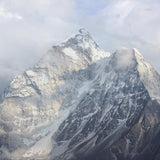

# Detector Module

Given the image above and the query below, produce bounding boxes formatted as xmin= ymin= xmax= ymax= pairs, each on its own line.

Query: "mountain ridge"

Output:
xmin=0 ymin=29 xmax=160 ymax=160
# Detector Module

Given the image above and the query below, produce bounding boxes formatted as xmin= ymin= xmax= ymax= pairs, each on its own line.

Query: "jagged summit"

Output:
xmin=60 ymin=28 xmax=96 ymax=48
xmin=74 ymin=28 xmax=93 ymax=42
xmin=79 ymin=28 xmax=91 ymax=36
xmin=52 ymin=29 xmax=110 ymax=63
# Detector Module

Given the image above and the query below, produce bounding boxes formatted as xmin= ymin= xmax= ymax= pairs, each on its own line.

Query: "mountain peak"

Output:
xmin=74 ymin=28 xmax=93 ymax=42
xmin=59 ymin=28 xmax=93 ymax=47
xmin=78 ymin=28 xmax=90 ymax=36
xmin=58 ymin=29 xmax=110 ymax=62
xmin=1 ymin=30 xmax=160 ymax=160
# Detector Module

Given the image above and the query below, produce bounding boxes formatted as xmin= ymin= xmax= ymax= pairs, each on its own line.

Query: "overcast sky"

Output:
xmin=0 ymin=0 xmax=160 ymax=93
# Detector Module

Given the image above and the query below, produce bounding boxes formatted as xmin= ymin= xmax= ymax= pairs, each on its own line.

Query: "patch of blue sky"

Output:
xmin=75 ymin=0 xmax=110 ymax=15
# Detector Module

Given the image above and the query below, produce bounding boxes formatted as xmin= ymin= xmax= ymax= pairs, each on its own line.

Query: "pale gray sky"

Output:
xmin=0 ymin=0 xmax=160 ymax=93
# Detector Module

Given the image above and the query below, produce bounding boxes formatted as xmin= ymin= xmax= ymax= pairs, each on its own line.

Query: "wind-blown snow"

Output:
xmin=114 ymin=47 xmax=136 ymax=70
xmin=91 ymin=47 xmax=110 ymax=61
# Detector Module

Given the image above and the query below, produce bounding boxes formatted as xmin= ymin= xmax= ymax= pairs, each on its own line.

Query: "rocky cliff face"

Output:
xmin=0 ymin=29 xmax=160 ymax=160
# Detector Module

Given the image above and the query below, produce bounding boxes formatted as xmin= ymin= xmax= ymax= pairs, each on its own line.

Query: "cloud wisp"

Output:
xmin=0 ymin=7 xmax=22 ymax=19
xmin=81 ymin=0 xmax=160 ymax=72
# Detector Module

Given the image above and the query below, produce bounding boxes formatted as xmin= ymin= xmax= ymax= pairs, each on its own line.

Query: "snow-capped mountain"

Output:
xmin=0 ymin=29 xmax=160 ymax=160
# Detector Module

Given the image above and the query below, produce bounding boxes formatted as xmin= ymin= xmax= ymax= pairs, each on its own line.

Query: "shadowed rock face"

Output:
xmin=78 ymin=99 xmax=160 ymax=160
xmin=0 ymin=29 xmax=160 ymax=160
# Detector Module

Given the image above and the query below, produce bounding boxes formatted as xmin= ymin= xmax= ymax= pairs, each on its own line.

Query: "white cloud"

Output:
xmin=0 ymin=0 xmax=79 ymax=67
xmin=115 ymin=48 xmax=136 ymax=70
xmin=81 ymin=0 xmax=160 ymax=72
xmin=0 ymin=0 xmax=80 ymax=92
xmin=0 ymin=7 xmax=22 ymax=19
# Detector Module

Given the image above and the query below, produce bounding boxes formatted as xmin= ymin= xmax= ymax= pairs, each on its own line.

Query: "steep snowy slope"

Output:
xmin=135 ymin=48 xmax=160 ymax=102
xmin=49 ymin=48 xmax=160 ymax=160
xmin=0 ymin=30 xmax=160 ymax=160
xmin=0 ymin=29 xmax=110 ymax=159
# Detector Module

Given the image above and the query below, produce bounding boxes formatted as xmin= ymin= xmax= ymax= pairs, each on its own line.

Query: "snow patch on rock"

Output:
xmin=63 ymin=47 xmax=80 ymax=60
